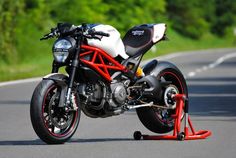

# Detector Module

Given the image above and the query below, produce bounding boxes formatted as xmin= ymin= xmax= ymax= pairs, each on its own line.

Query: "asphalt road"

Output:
xmin=0 ymin=48 xmax=236 ymax=158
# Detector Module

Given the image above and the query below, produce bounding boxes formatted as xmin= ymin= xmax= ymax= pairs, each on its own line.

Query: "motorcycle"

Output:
xmin=30 ymin=23 xmax=188 ymax=144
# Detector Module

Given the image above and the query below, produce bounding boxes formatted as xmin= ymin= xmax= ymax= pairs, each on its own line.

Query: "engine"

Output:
xmin=78 ymin=81 xmax=128 ymax=117
xmin=109 ymin=82 xmax=127 ymax=107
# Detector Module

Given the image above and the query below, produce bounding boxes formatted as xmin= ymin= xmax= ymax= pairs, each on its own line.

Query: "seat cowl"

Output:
xmin=152 ymin=23 xmax=167 ymax=43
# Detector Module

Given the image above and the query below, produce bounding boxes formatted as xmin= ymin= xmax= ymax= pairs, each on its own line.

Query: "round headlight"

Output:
xmin=53 ymin=39 xmax=72 ymax=63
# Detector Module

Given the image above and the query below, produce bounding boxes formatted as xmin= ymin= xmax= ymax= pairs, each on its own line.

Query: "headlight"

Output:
xmin=52 ymin=38 xmax=74 ymax=63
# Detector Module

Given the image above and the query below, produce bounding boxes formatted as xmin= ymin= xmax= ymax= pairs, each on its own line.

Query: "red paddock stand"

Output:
xmin=133 ymin=94 xmax=212 ymax=141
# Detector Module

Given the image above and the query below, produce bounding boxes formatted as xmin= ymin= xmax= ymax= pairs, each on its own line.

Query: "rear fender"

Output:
xmin=143 ymin=59 xmax=188 ymax=110
xmin=141 ymin=60 xmax=183 ymax=101
xmin=143 ymin=60 xmax=181 ymax=77
xmin=43 ymin=73 xmax=69 ymax=107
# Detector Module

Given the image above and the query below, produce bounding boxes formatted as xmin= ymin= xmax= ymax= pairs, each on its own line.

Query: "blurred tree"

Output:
xmin=211 ymin=0 xmax=236 ymax=36
xmin=23 ymin=0 xmax=52 ymax=29
xmin=48 ymin=0 xmax=108 ymax=24
xmin=103 ymin=0 xmax=166 ymax=34
xmin=0 ymin=0 xmax=24 ymax=63
xmin=166 ymin=0 xmax=209 ymax=39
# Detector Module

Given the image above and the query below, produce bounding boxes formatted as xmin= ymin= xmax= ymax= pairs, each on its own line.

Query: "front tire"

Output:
xmin=136 ymin=68 xmax=188 ymax=133
xmin=30 ymin=79 xmax=80 ymax=144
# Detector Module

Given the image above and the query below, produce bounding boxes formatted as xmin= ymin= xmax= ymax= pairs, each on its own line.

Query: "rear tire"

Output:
xmin=30 ymin=79 xmax=80 ymax=144
xmin=136 ymin=68 xmax=188 ymax=133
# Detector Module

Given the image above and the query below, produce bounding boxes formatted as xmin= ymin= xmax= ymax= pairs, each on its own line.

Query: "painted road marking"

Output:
xmin=0 ymin=77 xmax=41 ymax=87
xmin=187 ymin=52 xmax=236 ymax=78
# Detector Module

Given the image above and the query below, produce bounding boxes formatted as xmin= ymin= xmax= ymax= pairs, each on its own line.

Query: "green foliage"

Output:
xmin=167 ymin=0 xmax=236 ymax=38
xmin=0 ymin=0 xmax=235 ymax=81
xmin=211 ymin=0 xmax=236 ymax=36
xmin=48 ymin=0 xmax=166 ymax=34
xmin=0 ymin=0 xmax=24 ymax=63
xmin=104 ymin=0 xmax=166 ymax=34
xmin=166 ymin=0 xmax=210 ymax=39
xmin=49 ymin=0 xmax=108 ymax=24
xmin=24 ymin=0 xmax=52 ymax=29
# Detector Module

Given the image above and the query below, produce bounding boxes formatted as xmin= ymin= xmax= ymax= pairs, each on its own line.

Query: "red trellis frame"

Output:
xmin=80 ymin=45 xmax=127 ymax=81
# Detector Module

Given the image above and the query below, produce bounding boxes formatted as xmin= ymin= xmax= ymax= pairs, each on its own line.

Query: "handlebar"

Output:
xmin=85 ymin=29 xmax=110 ymax=40
xmin=40 ymin=27 xmax=59 ymax=41
xmin=40 ymin=23 xmax=110 ymax=41
xmin=40 ymin=33 xmax=54 ymax=40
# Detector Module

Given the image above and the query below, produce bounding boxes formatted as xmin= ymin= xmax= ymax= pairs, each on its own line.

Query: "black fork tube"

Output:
xmin=65 ymin=40 xmax=81 ymax=105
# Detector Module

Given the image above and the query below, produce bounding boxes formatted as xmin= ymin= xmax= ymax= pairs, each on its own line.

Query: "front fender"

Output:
xmin=43 ymin=73 xmax=69 ymax=107
xmin=43 ymin=73 xmax=69 ymax=85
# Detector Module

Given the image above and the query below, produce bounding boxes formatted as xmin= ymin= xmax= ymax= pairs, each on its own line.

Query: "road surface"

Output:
xmin=0 ymin=48 xmax=236 ymax=158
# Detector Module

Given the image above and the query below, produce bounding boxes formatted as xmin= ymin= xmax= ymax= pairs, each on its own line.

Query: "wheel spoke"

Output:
xmin=51 ymin=125 xmax=55 ymax=133
xmin=44 ymin=114 xmax=49 ymax=121
xmin=42 ymin=85 xmax=78 ymax=136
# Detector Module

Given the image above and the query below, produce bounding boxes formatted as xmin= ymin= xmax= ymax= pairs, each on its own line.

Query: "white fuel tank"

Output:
xmin=87 ymin=24 xmax=129 ymax=59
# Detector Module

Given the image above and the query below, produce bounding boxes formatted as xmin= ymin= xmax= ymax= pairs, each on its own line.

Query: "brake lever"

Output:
xmin=93 ymin=35 xmax=102 ymax=41
xmin=51 ymin=28 xmax=59 ymax=36
xmin=40 ymin=35 xmax=48 ymax=41
xmin=40 ymin=37 xmax=46 ymax=41
xmin=40 ymin=32 xmax=54 ymax=41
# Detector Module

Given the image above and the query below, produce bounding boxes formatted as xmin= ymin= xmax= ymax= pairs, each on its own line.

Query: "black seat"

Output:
xmin=123 ymin=24 xmax=154 ymax=57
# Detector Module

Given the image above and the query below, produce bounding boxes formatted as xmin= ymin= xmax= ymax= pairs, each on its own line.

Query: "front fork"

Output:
xmin=65 ymin=58 xmax=79 ymax=105
xmin=51 ymin=48 xmax=80 ymax=108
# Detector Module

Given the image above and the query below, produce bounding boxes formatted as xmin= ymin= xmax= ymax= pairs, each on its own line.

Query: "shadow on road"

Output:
xmin=0 ymin=138 xmax=134 ymax=146
xmin=71 ymin=138 xmax=134 ymax=143
xmin=0 ymin=139 xmax=45 ymax=146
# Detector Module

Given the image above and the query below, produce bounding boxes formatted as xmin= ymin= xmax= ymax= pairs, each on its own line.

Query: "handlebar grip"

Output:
xmin=94 ymin=31 xmax=110 ymax=37
xmin=40 ymin=37 xmax=46 ymax=41
xmin=40 ymin=33 xmax=54 ymax=41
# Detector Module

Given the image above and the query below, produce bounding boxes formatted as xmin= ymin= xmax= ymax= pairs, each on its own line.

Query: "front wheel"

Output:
xmin=136 ymin=67 xmax=188 ymax=133
xmin=30 ymin=79 xmax=80 ymax=144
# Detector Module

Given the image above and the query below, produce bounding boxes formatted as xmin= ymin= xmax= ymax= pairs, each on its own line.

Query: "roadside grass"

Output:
xmin=0 ymin=28 xmax=235 ymax=82
xmin=0 ymin=58 xmax=51 ymax=81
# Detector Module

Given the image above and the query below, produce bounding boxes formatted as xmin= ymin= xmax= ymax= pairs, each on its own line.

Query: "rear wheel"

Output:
xmin=136 ymin=68 xmax=188 ymax=133
xmin=30 ymin=80 xmax=80 ymax=144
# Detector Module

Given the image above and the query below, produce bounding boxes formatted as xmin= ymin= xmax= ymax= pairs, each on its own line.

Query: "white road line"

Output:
xmin=187 ymin=52 xmax=236 ymax=78
xmin=0 ymin=77 xmax=41 ymax=87
xmin=158 ymin=52 xmax=183 ymax=60
xmin=140 ymin=52 xmax=185 ymax=66
xmin=188 ymin=72 xmax=196 ymax=77
xmin=189 ymin=93 xmax=236 ymax=97
xmin=188 ymin=81 xmax=236 ymax=85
